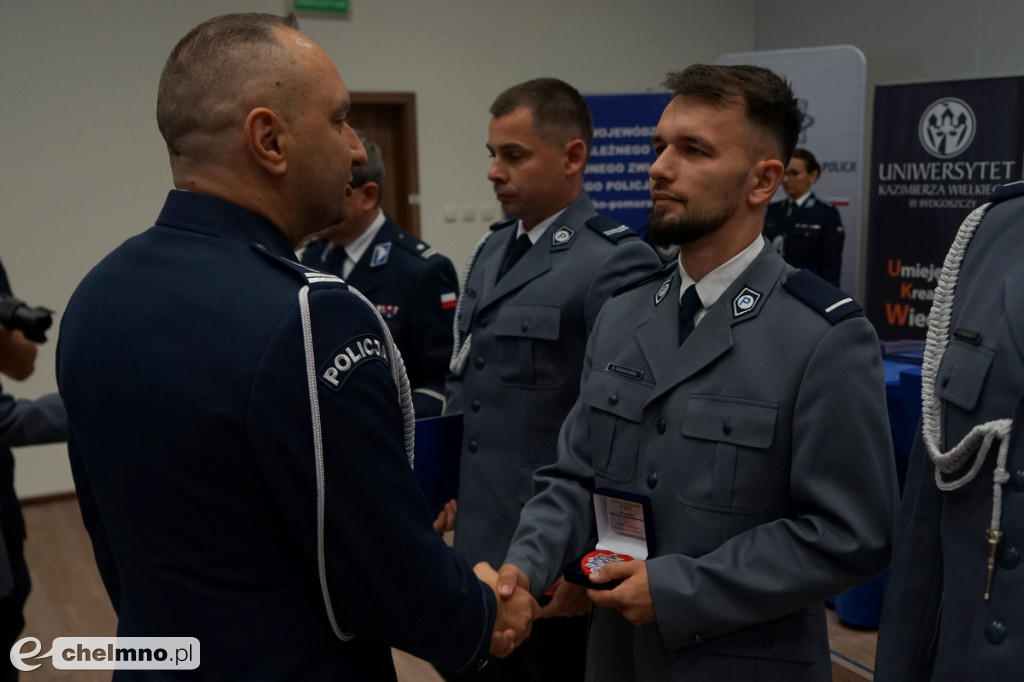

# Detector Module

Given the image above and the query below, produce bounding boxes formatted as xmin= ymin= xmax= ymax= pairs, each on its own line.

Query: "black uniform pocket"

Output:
xmin=933 ymin=340 xmax=994 ymax=411
xmin=492 ymin=304 xmax=563 ymax=389
xmin=677 ymin=395 xmax=778 ymax=513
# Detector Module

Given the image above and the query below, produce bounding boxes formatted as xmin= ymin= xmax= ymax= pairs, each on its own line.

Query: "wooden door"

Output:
xmin=348 ymin=93 xmax=421 ymax=238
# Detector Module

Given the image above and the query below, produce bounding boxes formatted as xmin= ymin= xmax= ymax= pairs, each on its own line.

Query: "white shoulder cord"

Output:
xmin=450 ymin=231 xmax=494 ymax=377
xmin=919 ymin=201 xmax=1013 ymax=600
xmin=297 ymin=278 xmax=416 ymax=642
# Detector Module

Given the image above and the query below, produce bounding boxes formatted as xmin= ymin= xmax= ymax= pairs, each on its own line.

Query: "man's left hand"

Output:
xmin=586 ymin=560 xmax=655 ymax=626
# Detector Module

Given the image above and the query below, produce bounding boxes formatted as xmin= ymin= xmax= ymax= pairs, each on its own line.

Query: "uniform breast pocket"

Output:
xmin=934 ymin=340 xmax=994 ymax=411
xmin=492 ymin=304 xmax=563 ymax=389
xmin=582 ymin=371 xmax=650 ymax=483
xmin=676 ymin=395 xmax=778 ymax=514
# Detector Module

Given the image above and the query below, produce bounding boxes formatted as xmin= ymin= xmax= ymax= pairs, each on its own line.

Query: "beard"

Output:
xmin=647 ymin=193 xmax=738 ymax=248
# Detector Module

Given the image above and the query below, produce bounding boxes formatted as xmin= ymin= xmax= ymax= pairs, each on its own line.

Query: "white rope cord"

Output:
xmin=348 ymin=286 xmax=416 ymax=467
xmin=297 ymin=279 xmax=417 ymax=643
xmin=450 ymin=231 xmax=493 ymax=377
xmin=298 ymin=285 xmax=353 ymax=642
xmin=920 ymin=201 xmax=1013 ymax=533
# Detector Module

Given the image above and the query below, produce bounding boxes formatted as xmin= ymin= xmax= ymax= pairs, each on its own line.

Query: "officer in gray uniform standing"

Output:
xmin=875 ymin=181 xmax=1024 ymax=681
xmin=497 ymin=64 xmax=897 ymax=682
xmin=444 ymin=78 xmax=660 ymax=682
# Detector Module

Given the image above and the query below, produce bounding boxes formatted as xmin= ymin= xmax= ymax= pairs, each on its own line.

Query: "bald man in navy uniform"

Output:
xmin=57 ymin=14 xmax=535 ymax=680
xmin=300 ymin=129 xmax=458 ymax=417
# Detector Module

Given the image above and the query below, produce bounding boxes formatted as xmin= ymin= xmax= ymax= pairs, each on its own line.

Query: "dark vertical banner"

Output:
xmin=865 ymin=76 xmax=1024 ymax=339
xmin=583 ymin=93 xmax=672 ymax=232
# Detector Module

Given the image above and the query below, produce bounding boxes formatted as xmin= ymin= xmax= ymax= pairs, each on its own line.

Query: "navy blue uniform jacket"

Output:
xmin=57 ymin=191 xmax=494 ymax=680
xmin=763 ymin=194 xmax=844 ymax=285
xmin=300 ymin=216 xmax=458 ymax=417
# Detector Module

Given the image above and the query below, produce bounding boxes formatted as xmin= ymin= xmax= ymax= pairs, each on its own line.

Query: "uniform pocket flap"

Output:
xmin=934 ymin=341 xmax=994 ymax=411
xmin=681 ymin=395 xmax=777 ymax=448
xmin=581 ymin=369 xmax=649 ymax=423
xmin=492 ymin=304 xmax=560 ymax=340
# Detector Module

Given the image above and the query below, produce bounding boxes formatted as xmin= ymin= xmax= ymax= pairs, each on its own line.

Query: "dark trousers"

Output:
xmin=443 ymin=614 xmax=589 ymax=682
xmin=0 ymin=537 xmax=29 ymax=682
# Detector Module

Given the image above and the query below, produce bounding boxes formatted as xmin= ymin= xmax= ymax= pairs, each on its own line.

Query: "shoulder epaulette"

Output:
xmin=585 ymin=214 xmax=638 ymax=243
xmin=489 ymin=217 xmax=517 ymax=232
xmin=251 ymin=243 xmax=348 ymax=288
xmin=782 ymin=269 xmax=861 ymax=324
xmin=613 ymin=260 xmax=675 ymax=297
xmin=392 ymin=230 xmax=442 ymax=260
xmin=988 ymin=180 xmax=1024 ymax=205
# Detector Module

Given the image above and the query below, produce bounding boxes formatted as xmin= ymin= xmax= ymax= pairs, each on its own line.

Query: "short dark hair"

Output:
xmin=350 ymin=128 xmax=385 ymax=192
xmin=156 ymin=13 xmax=298 ymax=157
xmin=490 ymin=78 xmax=594 ymax=153
xmin=662 ymin=64 xmax=800 ymax=164
xmin=790 ymin=148 xmax=820 ymax=175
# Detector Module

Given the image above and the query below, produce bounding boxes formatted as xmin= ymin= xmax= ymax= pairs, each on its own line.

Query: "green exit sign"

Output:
xmin=294 ymin=0 xmax=349 ymax=12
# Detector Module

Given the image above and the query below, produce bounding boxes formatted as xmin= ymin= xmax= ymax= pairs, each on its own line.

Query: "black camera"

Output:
xmin=0 ymin=295 xmax=53 ymax=343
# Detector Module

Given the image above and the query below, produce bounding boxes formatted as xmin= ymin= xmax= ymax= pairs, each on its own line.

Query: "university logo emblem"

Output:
xmin=919 ymin=98 xmax=976 ymax=159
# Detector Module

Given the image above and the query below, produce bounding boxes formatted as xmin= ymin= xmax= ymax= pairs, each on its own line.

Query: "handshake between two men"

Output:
xmin=472 ymin=558 xmax=657 ymax=657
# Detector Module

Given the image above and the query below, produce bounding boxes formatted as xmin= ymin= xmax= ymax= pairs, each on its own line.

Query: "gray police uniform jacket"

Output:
xmin=505 ymin=239 xmax=898 ymax=681
xmin=445 ymin=192 xmax=661 ymax=568
xmin=875 ymin=183 xmax=1024 ymax=682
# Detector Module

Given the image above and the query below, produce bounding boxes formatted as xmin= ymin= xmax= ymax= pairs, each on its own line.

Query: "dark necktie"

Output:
xmin=497 ymin=233 xmax=532 ymax=281
xmin=678 ymin=285 xmax=701 ymax=345
xmin=324 ymin=245 xmax=348 ymax=276
xmin=786 ymin=200 xmax=796 ymax=217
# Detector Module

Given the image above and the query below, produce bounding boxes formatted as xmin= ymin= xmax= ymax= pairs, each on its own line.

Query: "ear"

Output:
xmin=748 ymin=158 xmax=784 ymax=207
xmin=563 ymin=139 xmax=588 ymax=176
xmin=244 ymin=107 xmax=287 ymax=176
xmin=809 ymin=169 xmax=821 ymax=184
xmin=359 ymin=182 xmax=381 ymax=211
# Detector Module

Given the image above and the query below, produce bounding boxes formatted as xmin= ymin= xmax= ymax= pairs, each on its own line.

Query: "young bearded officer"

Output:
xmin=300 ymin=128 xmax=459 ymax=418
xmin=444 ymin=78 xmax=661 ymax=681
xmin=494 ymin=64 xmax=898 ymax=681
xmin=57 ymin=13 xmax=536 ymax=680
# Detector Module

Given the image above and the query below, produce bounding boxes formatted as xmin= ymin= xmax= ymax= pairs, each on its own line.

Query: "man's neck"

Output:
xmin=679 ymin=219 xmax=763 ymax=283
xmin=328 ymin=208 xmax=381 ymax=247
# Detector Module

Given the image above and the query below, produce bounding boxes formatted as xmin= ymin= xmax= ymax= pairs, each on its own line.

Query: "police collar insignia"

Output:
xmin=371 ymin=242 xmax=391 ymax=267
xmin=732 ymin=287 xmax=762 ymax=317
xmin=654 ymin=277 xmax=673 ymax=306
xmin=552 ymin=227 xmax=575 ymax=245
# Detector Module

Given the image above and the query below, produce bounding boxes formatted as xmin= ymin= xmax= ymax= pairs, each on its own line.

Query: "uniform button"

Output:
xmin=984 ymin=620 xmax=1007 ymax=644
xmin=470 ymin=399 xmax=481 ymax=412
xmin=941 ymin=373 xmax=950 ymax=387
xmin=722 ymin=419 xmax=732 ymax=436
xmin=657 ymin=419 xmax=666 ymax=434
xmin=479 ymin=315 xmax=489 ymax=328
xmin=646 ymin=472 xmax=658 ymax=489
xmin=608 ymin=392 xmax=619 ymax=406
xmin=761 ymin=635 xmax=775 ymax=650
xmin=475 ymin=357 xmax=485 ymax=369
xmin=1010 ymin=470 xmax=1024 ymax=492
xmin=521 ymin=319 xmax=530 ymax=332
xmin=468 ymin=441 xmax=478 ymax=453
xmin=999 ymin=546 xmax=1020 ymax=570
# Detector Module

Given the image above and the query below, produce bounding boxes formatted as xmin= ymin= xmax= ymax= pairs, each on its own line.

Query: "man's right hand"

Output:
xmin=475 ymin=562 xmax=539 ymax=658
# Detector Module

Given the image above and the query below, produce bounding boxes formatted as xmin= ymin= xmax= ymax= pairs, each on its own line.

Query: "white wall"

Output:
xmin=1 ymin=0 xmax=755 ymax=497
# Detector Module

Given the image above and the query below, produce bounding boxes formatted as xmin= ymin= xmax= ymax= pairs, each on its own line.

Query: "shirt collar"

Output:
xmin=792 ymin=190 xmax=813 ymax=207
xmin=516 ymin=207 xmax=568 ymax=245
xmin=677 ymin=235 xmax=764 ymax=322
xmin=337 ymin=209 xmax=387 ymax=266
